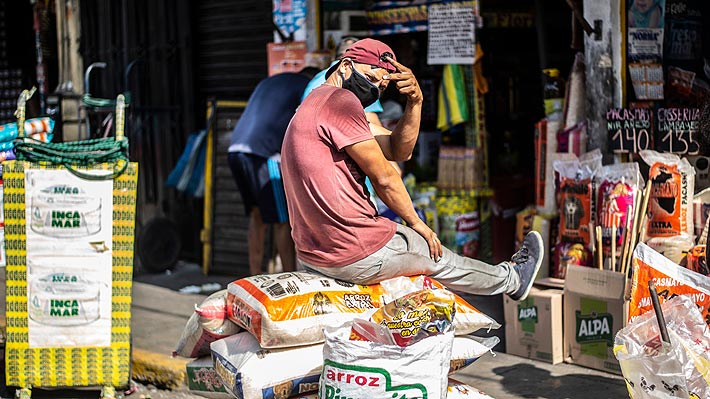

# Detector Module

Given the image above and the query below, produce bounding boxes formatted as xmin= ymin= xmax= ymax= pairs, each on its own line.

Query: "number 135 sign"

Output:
xmin=656 ymin=108 xmax=700 ymax=156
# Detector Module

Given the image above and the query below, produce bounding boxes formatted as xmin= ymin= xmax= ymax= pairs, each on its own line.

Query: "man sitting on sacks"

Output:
xmin=281 ymin=38 xmax=542 ymax=301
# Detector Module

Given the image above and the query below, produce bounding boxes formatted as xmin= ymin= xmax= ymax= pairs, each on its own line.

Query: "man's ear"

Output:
xmin=339 ymin=58 xmax=353 ymax=79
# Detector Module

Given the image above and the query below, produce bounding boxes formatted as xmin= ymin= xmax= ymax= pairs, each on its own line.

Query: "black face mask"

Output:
xmin=342 ymin=63 xmax=380 ymax=108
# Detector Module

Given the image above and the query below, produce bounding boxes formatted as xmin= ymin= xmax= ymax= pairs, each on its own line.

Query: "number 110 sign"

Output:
xmin=607 ymin=108 xmax=653 ymax=154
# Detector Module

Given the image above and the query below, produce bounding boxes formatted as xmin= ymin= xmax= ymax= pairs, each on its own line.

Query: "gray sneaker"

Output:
xmin=508 ymin=231 xmax=544 ymax=301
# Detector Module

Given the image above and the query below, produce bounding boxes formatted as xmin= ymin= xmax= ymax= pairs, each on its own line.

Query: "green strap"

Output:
xmin=14 ymin=136 xmax=130 ymax=180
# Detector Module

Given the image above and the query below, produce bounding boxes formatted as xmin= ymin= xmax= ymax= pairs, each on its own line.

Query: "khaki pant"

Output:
xmin=300 ymin=223 xmax=520 ymax=295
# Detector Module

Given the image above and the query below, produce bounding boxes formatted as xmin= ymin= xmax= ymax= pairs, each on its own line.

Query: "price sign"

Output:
xmin=606 ymin=108 xmax=653 ymax=154
xmin=656 ymin=108 xmax=701 ymax=155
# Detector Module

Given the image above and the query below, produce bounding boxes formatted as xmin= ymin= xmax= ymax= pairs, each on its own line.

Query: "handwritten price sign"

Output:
xmin=655 ymin=108 xmax=700 ymax=155
xmin=607 ymin=108 xmax=653 ymax=154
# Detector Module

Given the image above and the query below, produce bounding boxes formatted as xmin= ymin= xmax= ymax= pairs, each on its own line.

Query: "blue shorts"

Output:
xmin=227 ymin=152 xmax=289 ymax=224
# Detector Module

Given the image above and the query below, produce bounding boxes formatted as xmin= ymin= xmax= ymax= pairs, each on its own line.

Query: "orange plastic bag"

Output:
xmin=629 ymin=243 xmax=710 ymax=326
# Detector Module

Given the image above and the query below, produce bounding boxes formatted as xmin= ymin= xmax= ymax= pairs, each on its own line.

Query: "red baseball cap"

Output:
xmin=325 ymin=38 xmax=397 ymax=78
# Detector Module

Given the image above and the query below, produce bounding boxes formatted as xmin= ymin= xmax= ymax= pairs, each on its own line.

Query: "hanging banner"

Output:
xmin=427 ymin=3 xmax=475 ymax=65
xmin=273 ymin=0 xmax=307 ymax=42
xmin=25 ymin=169 xmax=114 ymax=348
xmin=627 ymin=0 xmax=666 ymax=100
xmin=366 ymin=0 xmax=478 ymax=36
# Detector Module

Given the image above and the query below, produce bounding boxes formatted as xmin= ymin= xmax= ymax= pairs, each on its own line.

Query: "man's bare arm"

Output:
xmin=382 ymin=56 xmax=422 ymax=161
xmin=345 ymin=138 xmax=441 ymax=261
xmin=366 ymin=111 xmax=383 ymax=126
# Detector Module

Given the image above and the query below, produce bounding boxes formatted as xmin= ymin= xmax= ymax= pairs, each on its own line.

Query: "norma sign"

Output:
xmin=655 ymin=108 xmax=700 ymax=156
xmin=606 ymin=108 xmax=653 ymax=154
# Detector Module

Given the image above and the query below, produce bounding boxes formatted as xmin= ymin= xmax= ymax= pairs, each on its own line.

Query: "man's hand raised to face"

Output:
xmin=382 ymin=56 xmax=422 ymax=104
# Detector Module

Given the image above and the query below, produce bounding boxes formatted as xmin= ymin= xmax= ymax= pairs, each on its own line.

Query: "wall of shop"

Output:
xmin=79 ymin=0 xmax=200 ymax=265
xmin=583 ymin=0 xmax=623 ymax=160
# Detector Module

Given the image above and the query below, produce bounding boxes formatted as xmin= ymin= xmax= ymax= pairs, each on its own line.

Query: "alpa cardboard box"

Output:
xmin=504 ymin=287 xmax=564 ymax=364
xmin=186 ymin=356 xmax=233 ymax=399
xmin=563 ymin=266 xmax=626 ymax=375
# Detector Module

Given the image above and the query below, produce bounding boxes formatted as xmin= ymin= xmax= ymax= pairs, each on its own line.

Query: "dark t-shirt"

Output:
xmin=228 ymin=73 xmax=311 ymax=158
xmin=281 ymin=85 xmax=397 ymax=267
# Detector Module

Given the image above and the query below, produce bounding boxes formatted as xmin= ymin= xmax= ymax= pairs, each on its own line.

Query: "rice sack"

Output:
xmin=629 ymin=243 xmax=710 ymax=327
xmin=226 ymin=272 xmax=499 ymax=348
xmin=319 ymin=322 xmax=453 ymax=399
xmin=553 ymin=150 xmax=602 ymax=249
xmin=174 ymin=289 xmax=241 ymax=358
xmin=639 ymin=150 xmax=695 ymax=239
xmin=595 ymin=163 xmax=642 ymax=251
xmin=210 ymin=331 xmax=497 ymax=399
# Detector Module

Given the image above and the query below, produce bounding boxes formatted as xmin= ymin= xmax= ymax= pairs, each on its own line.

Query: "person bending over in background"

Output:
xmin=281 ymin=39 xmax=542 ymax=300
xmin=227 ymin=67 xmax=318 ymax=276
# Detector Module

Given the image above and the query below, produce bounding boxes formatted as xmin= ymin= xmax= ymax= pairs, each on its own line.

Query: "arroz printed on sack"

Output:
xmin=319 ymin=323 xmax=453 ymax=399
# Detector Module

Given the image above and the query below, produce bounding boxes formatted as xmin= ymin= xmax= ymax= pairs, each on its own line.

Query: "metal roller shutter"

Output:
xmin=196 ymin=1 xmax=273 ymax=275
xmin=196 ymin=0 xmax=273 ymax=100
xmin=203 ymin=101 xmax=250 ymax=275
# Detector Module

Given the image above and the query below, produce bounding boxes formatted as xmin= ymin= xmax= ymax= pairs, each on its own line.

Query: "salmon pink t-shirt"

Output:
xmin=281 ymin=85 xmax=397 ymax=267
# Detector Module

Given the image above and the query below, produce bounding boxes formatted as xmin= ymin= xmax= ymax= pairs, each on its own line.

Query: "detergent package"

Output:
xmin=553 ymin=150 xmax=602 ymax=249
xmin=639 ymin=150 xmax=695 ymax=239
xmin=595 ymin=163 xmax=643 ymax=251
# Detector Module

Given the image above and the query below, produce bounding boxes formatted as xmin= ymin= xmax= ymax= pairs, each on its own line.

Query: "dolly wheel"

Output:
xmin=15 ymin=388 xmax=31 ymax=399
xmin=100 ymin=386 xmax=116 ymax=399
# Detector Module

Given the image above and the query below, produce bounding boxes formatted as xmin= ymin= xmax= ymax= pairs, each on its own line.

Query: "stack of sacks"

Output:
xmin=0 ymin=117 xmax=55 ymax=161
xmin=205 ymin=272 xmax=501 ymax=399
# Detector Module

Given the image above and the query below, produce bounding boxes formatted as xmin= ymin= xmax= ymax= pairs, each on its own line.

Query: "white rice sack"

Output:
xmin=210 ymin=329 xmax=491 ymax=399
xmin=226 ymin=272 xmax=499 ymax=348
xmin=211 ymin=332 xmax=322 ymax=399
xmin=447 ymin=379 xmax=496 ymax=398
xmin=319 ymin=322 xmax=453 ymax=399
xmin=174 ymin=289 xmax=242 ymax=358
xmin=208 ymin=330 xmax=489 ymax=398
xmin=449 ymin=335 xmax=498 ymax=374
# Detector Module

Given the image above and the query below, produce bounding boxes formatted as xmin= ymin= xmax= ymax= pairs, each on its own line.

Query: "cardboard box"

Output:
xmin=186 ymin=356 xmax=232 ymax=399
xmin=563 ymin=266 xmax=625 ymax=374
xmin=504 ymin=287 xmax=564 ymax=364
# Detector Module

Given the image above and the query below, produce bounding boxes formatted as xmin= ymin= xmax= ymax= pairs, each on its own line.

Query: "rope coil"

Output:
xmin=13 ymin=92 xmax=130 ymax=181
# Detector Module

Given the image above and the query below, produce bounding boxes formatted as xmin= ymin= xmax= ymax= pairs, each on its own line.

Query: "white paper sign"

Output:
xmin=25 ymin=169 xmax=113 ymax=348
xmin=428 ymin=3 xmax=476 ymax=65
